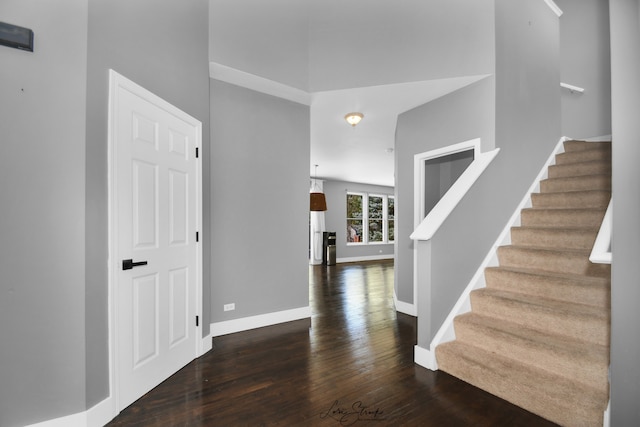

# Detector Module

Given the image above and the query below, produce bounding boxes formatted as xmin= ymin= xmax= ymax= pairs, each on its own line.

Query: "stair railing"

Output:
xmin=590 ymin=199 xmax=612 ymax=264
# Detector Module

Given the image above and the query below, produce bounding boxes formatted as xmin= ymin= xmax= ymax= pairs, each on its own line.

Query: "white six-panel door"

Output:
xmin=109 ymin=70 xmax=201 ymax=411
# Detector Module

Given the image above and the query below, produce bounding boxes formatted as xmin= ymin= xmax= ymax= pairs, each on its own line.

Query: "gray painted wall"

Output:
xmin=0 ymin=2 xmax=88 ymax=426
xmin=322 ymin=180 xmax=394 ymax=261
xmin=395 ymin=77 xmax=496 ymax=306
xmin=308 ymin=0 xmax=496 ymax=91
xmin=85 ymin=0 xmax=210 ymax=411
xmin=424 ymin=150 xmax=475 ymax=216
xmin=210 ymin=80 xmax=309 ymax=323
xmin=610 ymin=1 xmax=640 ymax=424
xmin=556 ymin=0 xmax=611 ymax=139
xmin=397 ymin=0 xmax=560 ymax=345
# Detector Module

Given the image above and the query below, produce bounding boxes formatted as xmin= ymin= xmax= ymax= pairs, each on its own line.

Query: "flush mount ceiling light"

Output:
xmin=344 ymin=112 xmax=364 ymax=127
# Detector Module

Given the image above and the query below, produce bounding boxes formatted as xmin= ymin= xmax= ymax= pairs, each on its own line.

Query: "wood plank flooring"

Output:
xmin=107 ymin=260 xmax=556 ymax=426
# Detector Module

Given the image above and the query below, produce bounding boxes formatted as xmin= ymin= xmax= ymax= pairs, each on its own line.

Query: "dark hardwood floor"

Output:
xmin=107 ymin=260 xmax=555 ymax=426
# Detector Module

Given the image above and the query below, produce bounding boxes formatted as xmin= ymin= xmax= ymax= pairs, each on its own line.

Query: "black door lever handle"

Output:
xmin=122 ymin=259 xmax=148 ymax=270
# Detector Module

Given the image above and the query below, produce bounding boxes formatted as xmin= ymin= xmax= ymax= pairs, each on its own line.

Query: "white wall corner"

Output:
xmin=414 ymin=345 xmax=438 ymax=371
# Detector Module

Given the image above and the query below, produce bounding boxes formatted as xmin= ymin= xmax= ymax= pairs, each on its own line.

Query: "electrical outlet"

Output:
xmin=224 ymin=303 xmax=235 ymax=312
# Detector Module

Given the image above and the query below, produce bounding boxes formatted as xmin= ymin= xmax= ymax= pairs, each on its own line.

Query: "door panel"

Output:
xmin=111 ymin=72 xmax=200 ymax=411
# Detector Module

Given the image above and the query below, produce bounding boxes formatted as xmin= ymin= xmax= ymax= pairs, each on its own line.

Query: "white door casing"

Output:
xmin=108 ymin=70 xmax=202 ymax=412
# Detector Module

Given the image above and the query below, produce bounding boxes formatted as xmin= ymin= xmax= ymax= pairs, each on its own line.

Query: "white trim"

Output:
xmin=210 ymin=306 xmax=311 ymax=337
xmin=561 ymin=82 xmax=585 ymax=93
xmin=412 ymin=138 xmax=483 ymax=319
xmin=590 ymin=200 xmax=612 ymax=264
xmin=107 ymin=69 xmax=203 ymax=415
xmin=420 ymin=137 xmax=568 ymax=367
xmin=24 ymin=413 xmax=85 ymax=427
xmin=336 ymin=254 xmax=394 ymax=264
xmin=544 ymin=0 xmax=563 ymax=17
xmin=200 ymin=333 xmax=213 ymax=356
xmin=414 ymin=345 xmax=438 ymax=371
xmin=209 ymin=62 xmax=311 ymax=106
xmin=393 ymin=290 xmax=417 ymax=317
xmin=411 ymin=145 xmax=500 ymax=241
xmin=24 ymin=396 xmax=115 ymax=427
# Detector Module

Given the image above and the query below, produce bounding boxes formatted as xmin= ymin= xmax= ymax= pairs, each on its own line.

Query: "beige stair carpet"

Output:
xmin=436 ymin=140 xmax=611 ymax=427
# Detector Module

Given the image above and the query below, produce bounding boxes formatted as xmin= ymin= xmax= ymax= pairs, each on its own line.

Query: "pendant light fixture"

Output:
xmin=310 ymin=165 xmax=327 ymax=211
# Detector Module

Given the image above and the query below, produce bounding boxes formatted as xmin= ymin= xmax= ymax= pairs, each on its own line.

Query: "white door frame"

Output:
xmin=106 ymin=69 xmax=203 ymax=414
xmin=411 ymin=138 xmax=480 ymax=315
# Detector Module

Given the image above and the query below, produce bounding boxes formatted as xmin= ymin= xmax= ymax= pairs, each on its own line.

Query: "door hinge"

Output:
xmin=196 ymin=315 xmax=199 ymax=327
xmin=195 ymin=147 xmax=199 ymax=158
xmin=196 ymin=231 xmax=199 ymax=242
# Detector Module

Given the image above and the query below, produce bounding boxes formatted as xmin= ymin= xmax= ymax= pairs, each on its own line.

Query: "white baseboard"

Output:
xmin=393 ymin=290 xmax=417 ymax=316
xmin=210 ymin=306 xmax=311 ymax=337
xmin=200 ymin=333 xmax=213 ymax=356
xmin=24 ymin=394 xmax=115 ymax=427
xmin=414 ymin=345 xmax=438 ymax=371
xmin=336 ymin=254 xmax=394 ymax=264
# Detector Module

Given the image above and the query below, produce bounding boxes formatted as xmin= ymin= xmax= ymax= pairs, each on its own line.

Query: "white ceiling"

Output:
xmin=209 ymin=0 xmax=492 ymax=187
xmin=310 ymin=76 xmax=486 ymax=187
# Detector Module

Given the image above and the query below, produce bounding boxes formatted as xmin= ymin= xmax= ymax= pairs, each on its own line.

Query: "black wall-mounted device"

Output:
xmin=0 ymin=21 xmax=34 ymax=52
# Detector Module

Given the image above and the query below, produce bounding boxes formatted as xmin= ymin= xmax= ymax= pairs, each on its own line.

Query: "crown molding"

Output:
xmin=209 ymin=62 xmax=311 ymax=106
xmin=544 ymin=0 xmax=563 ymax=17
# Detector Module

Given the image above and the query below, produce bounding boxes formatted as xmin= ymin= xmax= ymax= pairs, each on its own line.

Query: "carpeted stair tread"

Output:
xmin=520 ymin=207 xmax=606 ymax=228
xmin=436 ymin=341 xmax=607 ymax=427
xmin=547 ymin=160 xmax=611 ymax=179
xmin=453 ymin=312 xmax=610 ymax=392
xmin=470 ymin=288 xmax=610 ymax=346
xmin=540 ymin=174 xmax=611 ymax=193
xmin=562 ymin=140 xmax=611 ymax=152
xmin=436 ymin=140 xmax=610 ymax=426
xmin=530 ymin=190 xmax=611 ymax=209
xmin=485 ymin=266 xmax=610 ymax=308
xmin=497 ymin=245 xmax=611 ymax=277
xmin=555 ymin=147 xmax=611 ymax=165
xmin=510 ymin=225 xmax=599 ymax=250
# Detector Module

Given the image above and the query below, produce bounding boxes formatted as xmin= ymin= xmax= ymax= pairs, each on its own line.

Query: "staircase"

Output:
xmin=435 ymin=140 xmax=611 ymax=427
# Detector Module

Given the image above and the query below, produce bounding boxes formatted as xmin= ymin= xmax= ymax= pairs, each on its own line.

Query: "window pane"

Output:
xmin=347 ymin=194 xmax=363 ymax=219
xmin=369 ymin=220 xmax=383 ymax=242
xmin=347 ymin=220 xmax=363 ymax=242
xmin=388 ymin=197 xmax=394 ymax=220
xmin=368 ymin=196 xmax=383 ymax=219
xmin=388 ymin=220 xmax=394 ymax=242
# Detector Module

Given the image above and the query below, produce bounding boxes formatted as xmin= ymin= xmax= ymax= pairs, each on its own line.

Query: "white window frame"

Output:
xmin=346 ymin=192 xmax=394 ymax=245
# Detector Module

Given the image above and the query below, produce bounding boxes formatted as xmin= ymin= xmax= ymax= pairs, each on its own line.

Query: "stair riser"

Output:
xmin=563 ymin=141 xmax=612 ymax=152
xmin=530 ymin=191 xmax=610 ymax=209
xmin=470 ymin=291 xmax=610 ymax=346
xmin=555 ymin=149 xmax=611 ymax=165
xmin=548 ymin=161 xmax=611 ymax=179
xmin=497 ymin=247 xmax=611 ymax=277
xmin=436 ymin=344 xmax=606 ymax=427
xmin=520 ymin=208 xmax=606 ymax=228
xmin=453 ymin=318 xmax=608 ymax=391
xmin=510 ymin=227 xmax=598 ymax=250
xmin=540 ymin=175 xmax=611 ymax=193
xmin=484 ymin=268 xmax=610 ymax=308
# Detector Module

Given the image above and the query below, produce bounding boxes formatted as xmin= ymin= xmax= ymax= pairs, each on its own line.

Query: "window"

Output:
xmin=347 ymin=193 xmax=363 ymax=243
xmin=347 ymin=192 xmax=394 ymax=244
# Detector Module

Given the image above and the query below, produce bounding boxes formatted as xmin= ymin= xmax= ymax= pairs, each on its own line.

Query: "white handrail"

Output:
xmin=561 ymin=82 xmax=585 ymax=93
xmin=590 ymin=199 xmax=612 ymax=264
xmin=410 ymin=148 xmax=500 ymax=241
